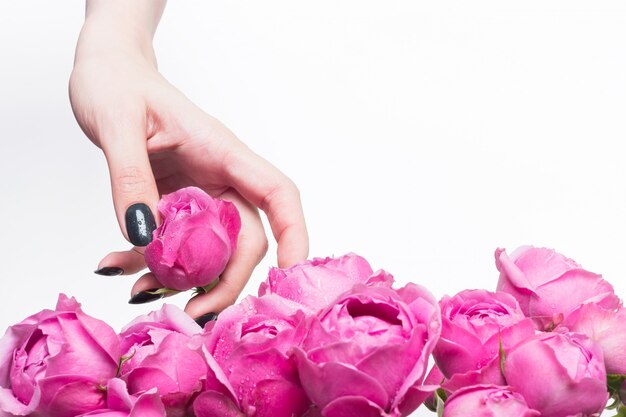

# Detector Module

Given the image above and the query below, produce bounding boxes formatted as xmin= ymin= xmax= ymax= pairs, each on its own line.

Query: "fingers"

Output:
xmin=100 ymin=112 xmax=160 ymax=247
xmin=185 ymin=190 xmax=268 ymax=318
xmin=95 ymin=247 xmax=147 ymax=276
xmin=130 ymin=272 xmax=163 ymax=297
xmin=226 ymin=147 xmax=308 ymax=268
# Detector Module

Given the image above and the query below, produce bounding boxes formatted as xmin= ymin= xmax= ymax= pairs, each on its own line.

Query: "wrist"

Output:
xmin=74 ymin=0 xmax=165 ymax=67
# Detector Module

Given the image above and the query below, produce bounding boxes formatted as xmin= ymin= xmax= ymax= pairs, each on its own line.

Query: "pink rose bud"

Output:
xmin=202 ymin=294 xmax=311 ymax=417
xmin=293 ymin=282 xmax=441 ymax=417
xmin=144 ymin=186 xmax=241 ymax=291
xmin=0 ymin=294 xmax=120 ymax=417
xmin=76 ymin=378 xmax=166 ymax=417
xmin=118 ymin=304 xmax=208 ymax=415
xmin=495 ymin=246 xmax=619 ymax=330
xmin=504 ymin=332 xmax=608 ymax=417
xmin=443 ymin=385 xmax=540 ymax=417
xmin=259 ymin=253 xmax=393 ymax=313
xmin=433 ymin=289 xmax=535 ymax=389
xmin=559 ymin=303 xmax=626 ymax=375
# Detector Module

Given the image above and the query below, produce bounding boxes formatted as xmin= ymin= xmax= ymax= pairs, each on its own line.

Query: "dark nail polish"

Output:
xmin=195 ymin=313 xmax=218 ymax=328
xmin=125 ymin=203 xmax=157 ymax=247
xmin=128 ymin=289 xmax=164 ymax=305
xmin=94 ymin=267 xmax=124 ymax=276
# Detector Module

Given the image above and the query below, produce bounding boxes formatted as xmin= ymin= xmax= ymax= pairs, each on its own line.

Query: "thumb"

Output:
xmin=101 ymin=131 xmax=160 ymax=247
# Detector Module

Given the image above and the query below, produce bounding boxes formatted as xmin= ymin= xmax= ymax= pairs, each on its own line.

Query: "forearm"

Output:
xmin=75 ymin=0 xmax=166 ymax=65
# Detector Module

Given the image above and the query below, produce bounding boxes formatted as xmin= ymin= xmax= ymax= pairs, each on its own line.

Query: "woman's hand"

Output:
xmin=70 ymin=0 xmax=308 ymax=319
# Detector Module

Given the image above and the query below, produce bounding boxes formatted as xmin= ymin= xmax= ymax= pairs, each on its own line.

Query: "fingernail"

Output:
xmin=94 ymin=267 xmax=124 ymax=276
xmin=195 ymin=313 xmax=218 ymax=328
xmin=128 ymin=289 xmax=164 ymax=304
xmin=125 ymin=203 xmax=157 ymax=247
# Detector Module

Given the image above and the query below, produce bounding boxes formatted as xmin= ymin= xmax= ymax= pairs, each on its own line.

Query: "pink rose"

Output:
xmin=433 ymin=290 xmax=535 ymax=389
xmin=201 ymin=294 xmax=311 ymax=417
xmin=118 ymin=304 xmax=207 ymax=416
xmin=559 ymin=303 xmax=626 ymax=375
xmin=293 ymin=282 xmax=441 ymax=417
xmin=442 ymin=385 xmax=540 ymax=417
xmin=0 ymin=294 xmax=120 ymax=417
xmin=259 ymin=253 xmax=394 ymax=314
xmin=145 ymin=186 xmax=241 ymax=291
xmin=77 ymin=379 xmax=165 ymax=417
xmin=504 ymin=332 xmax=608 ymax=417
xmin=495 ymin=246 xmax=619 ymax=330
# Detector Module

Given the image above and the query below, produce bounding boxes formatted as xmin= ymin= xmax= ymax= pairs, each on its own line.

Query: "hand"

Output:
xmin=69 ymin=1 xmax=308 ymax=318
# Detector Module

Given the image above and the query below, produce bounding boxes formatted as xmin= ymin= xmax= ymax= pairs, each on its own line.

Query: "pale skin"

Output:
xmin=70 ymin=0 xmax=308 ymax=317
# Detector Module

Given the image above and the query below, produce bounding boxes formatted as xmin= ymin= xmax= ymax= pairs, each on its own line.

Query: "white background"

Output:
xmin=1 ymin=2 xmax=626 ymax=416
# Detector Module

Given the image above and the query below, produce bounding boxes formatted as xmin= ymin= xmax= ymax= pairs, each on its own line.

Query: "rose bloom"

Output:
xmin=198 ymin=294 xmax=311 ymax=417
xmin=433 ymin=289 xmax=535 ymax=390
xmin=118 ymin=304 xmax=207 ymax=417
xmin=559 ymin=303 xmax=626 ymax=375
xmin=145 ymin=186 xmax=241 ymax=291
xmin=504 ymin=332 xmax=608 ymax=417
xmin=293 ymin=282 xmax=441 ymax=417
xmin=77 ymin=379 xmax=165 ymax=417
xmin=495 ymin=246 xmax=619 ymax=330
xmin=259 ymin=253 xmax=393 ymax=314
xmin=0 ymin=294 xmax=120 ymax=417
xmin=443 ymin=385 xmax=540 ymax=417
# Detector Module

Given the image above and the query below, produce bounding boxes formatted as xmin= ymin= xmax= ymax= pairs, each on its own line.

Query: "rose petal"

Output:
xmin=192 ymin=390 xmax=244 ymax=417
xmin=251 ymin=379 xmax=310 ymax=417
xmin=293 ymin=348 xmax=389 ymax=410
xmin=38 ymin=375 xmax=106 ymax=417
xmin=322 ymin=396 xmax=387 ymax=417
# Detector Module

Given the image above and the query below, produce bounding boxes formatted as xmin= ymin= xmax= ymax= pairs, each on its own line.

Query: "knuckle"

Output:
xmin=257 ymin=236 xmax=270 ymax=262
xmin=282 ymin=177 xmax=300 ymax=198
xmin=260 ymin=178 xmax=300 ymax=212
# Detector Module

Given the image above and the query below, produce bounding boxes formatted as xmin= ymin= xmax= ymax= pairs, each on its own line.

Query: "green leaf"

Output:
xmin=613 ymin=404 xmax=626 ymax=417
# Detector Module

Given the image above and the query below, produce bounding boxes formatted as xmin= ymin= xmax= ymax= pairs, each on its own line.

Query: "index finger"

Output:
xmin=225 ymin=146 xmax=308 ymax=268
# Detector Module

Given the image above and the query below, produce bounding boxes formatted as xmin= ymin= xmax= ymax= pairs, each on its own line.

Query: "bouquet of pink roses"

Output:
xmin=427 ymin=246 xmax=626 ymax=417
xmin=1 ymin=187 xmax=625 ymax=417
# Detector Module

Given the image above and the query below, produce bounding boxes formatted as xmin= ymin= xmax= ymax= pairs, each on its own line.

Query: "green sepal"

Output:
xmin=608 ymin=374 xmax=626 ymax=396
xmin=606 ymin=374 xmax=626 ymax=414
xmin=116 ymin=349 xmax=137 ymax=378
xmin=146 ymin=288 xmax=179 ymax=296
xmin=194 ymin=278 xmax=220 ymax=295
xmin=435 ymin=389 xmax=446 ymax=417
xmin=499 ymin=336 xmax=507 ymax=383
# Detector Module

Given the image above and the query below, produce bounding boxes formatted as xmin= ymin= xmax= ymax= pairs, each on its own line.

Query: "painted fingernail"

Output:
xmin=94 ymin=267 xmax=124 ymax=276
xmin=128 ymin=289 xmax=164 ymax=305
xmin=194 ymin=313 xmax=218 ymax=328
xmin=125 ymin=203 xmax=157 ymax=247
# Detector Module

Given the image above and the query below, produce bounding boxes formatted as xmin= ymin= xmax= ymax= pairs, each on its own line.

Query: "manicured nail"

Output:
xmin=125 ymin=203 xmax=157 ymax=247
xmin=94 ymin=267 xmax=124 ymax=276
xmin=195 ymin=313 xmax=218 ymax=328
xmin=128 ymin=289 xmax=164 ymax=305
